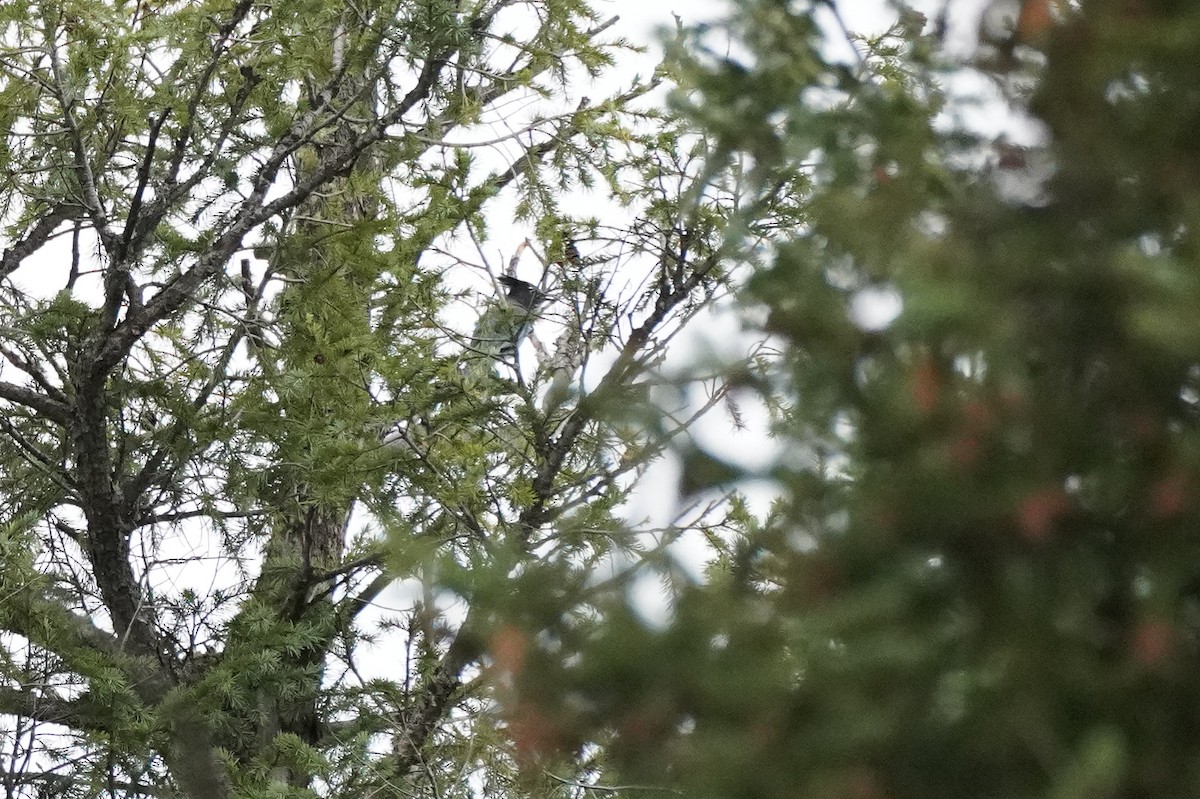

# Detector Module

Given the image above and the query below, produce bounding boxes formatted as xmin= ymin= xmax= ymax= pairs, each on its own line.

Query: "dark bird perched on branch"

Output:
xmin=497 ymin=274 xmax=546 ymax=314
xmin=465 ymin=273 xmax=549 ymax=379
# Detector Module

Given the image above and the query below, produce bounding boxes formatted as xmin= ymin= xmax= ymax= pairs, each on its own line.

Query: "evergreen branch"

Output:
xmin=87 ymin=36 xmax=460 ymax=379
xmin=545 ymin=772 xmax=681 ymax=794
xmin=85 ymin=11 xmax=623 ymax=384
xmin=385 ymin=612 xmax=480 ymax=780
xmin=0 ymin=415 xmax=73 ymax=496
xmin=549 ymin=377 xmax=732 ymax=520
xmin=0 ymin=770 xmax=162 ymax=798
xmin=0 ymin=582 xmax=172 ymax=707
xmin=519 ymin=249 xmax=723 ymax=536
xmin=0 ymin=685 xmax=92 ymax=729
xmin=160 ymin=0 xmax=256 ymax=191
xmin=40 ymin=21 xmax=119 ymax=256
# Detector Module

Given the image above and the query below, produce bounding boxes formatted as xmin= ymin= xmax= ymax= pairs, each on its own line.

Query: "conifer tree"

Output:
xmin=0 ymin=1 xmax=748 ymax=796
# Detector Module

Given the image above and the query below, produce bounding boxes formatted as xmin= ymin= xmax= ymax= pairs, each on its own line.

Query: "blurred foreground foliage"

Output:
xmin=503 ymin=3 xmax=1200 ymax=798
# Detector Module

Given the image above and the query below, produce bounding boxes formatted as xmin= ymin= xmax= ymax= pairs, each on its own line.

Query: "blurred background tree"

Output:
xmin=504 ymin=2 xmax=1200 ymax=799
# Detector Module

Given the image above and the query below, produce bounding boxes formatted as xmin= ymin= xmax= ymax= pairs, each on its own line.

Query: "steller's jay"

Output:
xmin=465 ymin=274 xmax=549 ymax=377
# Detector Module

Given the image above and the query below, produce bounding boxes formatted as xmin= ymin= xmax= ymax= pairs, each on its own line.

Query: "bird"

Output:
xmin=494 ymin=275 xmax=547 ymax=358
xmin=465 ymin=274 xmax=549 ymax=378
xmin=497 ymin=274 xmax=546 ymax=313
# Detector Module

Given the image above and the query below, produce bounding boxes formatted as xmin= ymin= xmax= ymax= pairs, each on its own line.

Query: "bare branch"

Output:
xmin=0 ymin=204 xmax=81 ymax=281
xmin=0 ymin=380 xmax=71 ymax=425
